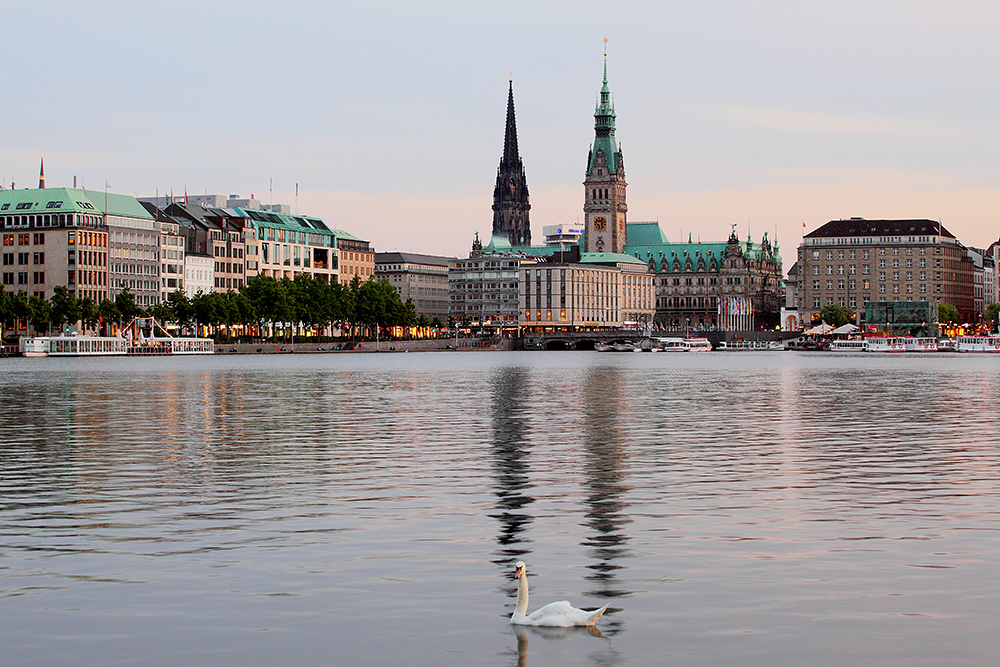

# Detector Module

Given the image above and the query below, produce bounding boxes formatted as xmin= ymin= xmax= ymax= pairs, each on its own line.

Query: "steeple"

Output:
xmin=492 ymin=78 xmax=531 ymax=246
xmin=583 ymin=41 xmax=628 ymax=254
xmin=38 ymin=152 xmax=45 ymax=189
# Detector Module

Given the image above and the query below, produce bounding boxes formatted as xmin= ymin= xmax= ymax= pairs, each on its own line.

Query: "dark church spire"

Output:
xmin=492 ymin=79 xmax=531 ymax=246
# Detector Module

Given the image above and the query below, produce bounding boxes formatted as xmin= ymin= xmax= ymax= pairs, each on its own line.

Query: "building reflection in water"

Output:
xmin=580 ymin=367 xmax=632 ymax=618
xmin=489 ymin=367 xmax=535 ymax=581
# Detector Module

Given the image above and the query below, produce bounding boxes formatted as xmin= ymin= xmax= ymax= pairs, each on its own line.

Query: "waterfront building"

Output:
xmin=520 ymin=250 xmax=655 ymax=330
xmin=236 ymin=208 xmax=338 ymax=283
xmin=375 ymin=252 xmax=453 ymax=320
xmin=106 ymin=194 xmax=160 ymax=306
xmin=795 ymin=218 xmax=975 ymax=326
xmin=622 ymin=223 xmax=783 ymax=331
xmin=333 ymin=230 xmax=374 ymax=285
xmin=583 ymin=53 xmax=628 ymax=255
xmin=184 ymin=252 xmax=214 ymax=297
xmin=781 ymin=261 xmax=801 ymax=330
xmin=966 ymin=246 xmax=994 ymax=324
xmin=164 ymin=203 xmax=248 ymax=293
xmin=141 ymin=202 xmax=186 ymax=301
xmin=491 ymin=81 xmax=531 ymax=246
xmin=0 ymin=187 xmax=120 ymax=304
xmin=449 ymin=250 xmax=525 ymax=331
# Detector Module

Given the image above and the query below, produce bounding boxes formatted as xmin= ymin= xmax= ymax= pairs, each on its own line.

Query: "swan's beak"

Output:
xmin=514 ymin=568 xmax=521 ymax=579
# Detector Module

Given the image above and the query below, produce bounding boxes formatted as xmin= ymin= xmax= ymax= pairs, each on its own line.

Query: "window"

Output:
xmin=32 ymin=252 xmax=44 ymax=264
xmin=827 ymin=265 xmax=834 ymax=275
xmin=813 ymin=280 xmax=820 ymax=290
xmin=32 ymin=271 xmax=44 ymax=284
xmin=812 ymin=266 xmax=819 ymax=276
xmin=826 ymin=250 xmax=833 ymax=260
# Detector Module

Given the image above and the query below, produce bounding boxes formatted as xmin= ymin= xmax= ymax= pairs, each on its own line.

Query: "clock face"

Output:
xmin=594 ymin=216 xmax=607 ymax=231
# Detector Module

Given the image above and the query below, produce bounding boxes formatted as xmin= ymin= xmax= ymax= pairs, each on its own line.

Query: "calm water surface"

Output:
xmin=1 ymin=351 xmax=998 ymax=666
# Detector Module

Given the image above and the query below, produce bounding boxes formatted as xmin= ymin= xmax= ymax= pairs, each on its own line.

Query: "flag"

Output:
xmin=296 ymin=183 xmax=299 ymax=197
xmin=184 ymin=187 xmax=188 ymax=204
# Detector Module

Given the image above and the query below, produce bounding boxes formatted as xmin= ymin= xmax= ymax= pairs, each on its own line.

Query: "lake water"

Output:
xmin=1 ymin=351 xmax=998 ymax=666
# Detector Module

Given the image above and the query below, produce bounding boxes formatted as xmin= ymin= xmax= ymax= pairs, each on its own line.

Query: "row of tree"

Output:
xmin=1 ymin=275 xmax=446 ymax=340
xmin=818 ymin=301 xmax=995 ymax=328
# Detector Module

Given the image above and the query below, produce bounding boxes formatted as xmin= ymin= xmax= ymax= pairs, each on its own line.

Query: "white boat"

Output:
xmin=656 ymin=337 xmax=690 ymax=352
xmin=865 ymin=337 xmax=906 ymax=353
xmin=685 ymin=337 xmax=712 ymax=352
xmin=954 ymin=336 xmax=1000 ymax=353
xmin=716 ymin=340 xmax=783 ymax=351
xmin=612 ymin=341 xmax=638 ymax=352
xmin=19 ymin=337 xmax=51 ymax=357
xmin=49 ymin=336 xmax=128 ymax=356
xmin=594 ymin=343 xmax=613 ymax=352
xmin=829 ymin=339 xmax=868 ymax=352
xmin=904 ymin=337 xmax=938 ymax=353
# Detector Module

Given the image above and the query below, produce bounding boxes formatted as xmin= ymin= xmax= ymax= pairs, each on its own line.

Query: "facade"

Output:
xmin=520 ymin=253 xmax=655 ymax=330
xmin=164 ymin=203 xmax=248 ymax=293
xmin=237 ymin=208 xmax=339 ymax=283
xmin=107 ymin=194 xmax=160 ymax=307
xmin=491 ymin=81 xmax=532 ymax=246
xmin=782 ymin=261 xmax=800 ymax=330
xmin=333 ymin=230 xmax=375 ymax=285
xmin=0 ymin=188 xmax=115 ymax=303
xmin=375 ymin=252 xmax=453 ymax=320
xmin=583 ymin=56 xmax=628 ymax=254
xmin=795 ymin=218 xmax=975 ymax=325
xmin=142 ymin=202 xmax=186 ymax=301
xmin=623 ymin=222 xmax=784 ymax=331
xmin=184 ymin=253 xmax=214 ymax=297
xmin=449 ymin=254 xmax=524 ymax=330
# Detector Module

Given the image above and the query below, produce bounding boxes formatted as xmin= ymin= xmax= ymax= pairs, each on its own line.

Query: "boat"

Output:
xmin=829 ymin=339 xmax=868 ymax=352
xmin=594 ymin=343 xmax=613 ymax=352
xmin=903 ymin=337 xmax=938 ymax=353
xmin=612 ymin=341 xmax=638 ymax=352
xmin=716 ymin=340 xmax=783 ymax=351
xmin=936 ymin=338 xmax=956 ymax=352
xmin=49 ymin=336 xmax=128 ymax=356
xmin=19 ymin=336 xmax=52 ymax=357
xmin=865 ymin=337 xmax=906 ymax=353
xmin=19 ymin=333 xmax=213 ymax=357
xmin=954 ymin=335 xmax=1000 ymax=353
xmin=655 ymin=337 xmax=690 ymax=352
xmin=127 ymin=338 xmax=214 ymax=355
xmin=685 ymin=337 xmax=712 ymax=352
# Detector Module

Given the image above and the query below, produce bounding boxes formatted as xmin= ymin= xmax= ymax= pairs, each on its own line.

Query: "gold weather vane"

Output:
xmin=604 ymin=37 xmax=607 ymax=56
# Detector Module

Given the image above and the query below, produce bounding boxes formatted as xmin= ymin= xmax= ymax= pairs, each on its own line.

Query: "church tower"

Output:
xmin=492 ymin=80 xmax=531 ymax=246
xmin=583 ymin=45 xmax=627 ymax=254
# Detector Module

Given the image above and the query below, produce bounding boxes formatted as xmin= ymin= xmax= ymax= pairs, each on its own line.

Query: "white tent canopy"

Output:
xmin=803 ymin=323 xmax=834 ymax=335
xmin=830 ymin=323 xmax=859 ymax=335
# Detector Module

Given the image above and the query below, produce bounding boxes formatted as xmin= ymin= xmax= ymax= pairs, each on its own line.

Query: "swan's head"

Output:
xmin=514 ymin=561 xmax=525 ymax=579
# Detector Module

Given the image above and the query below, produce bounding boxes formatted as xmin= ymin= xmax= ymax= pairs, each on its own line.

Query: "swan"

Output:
xmin=509 ymin=561 xmax=609 ymax=627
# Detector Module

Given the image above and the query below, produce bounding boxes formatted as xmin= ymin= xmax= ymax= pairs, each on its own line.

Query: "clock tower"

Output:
xmin=583 ymin=46 xmax=627 ymax=254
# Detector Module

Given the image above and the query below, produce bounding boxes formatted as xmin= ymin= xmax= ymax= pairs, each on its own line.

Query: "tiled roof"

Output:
xmin=808 ymin=218 xmax=955 ymax=239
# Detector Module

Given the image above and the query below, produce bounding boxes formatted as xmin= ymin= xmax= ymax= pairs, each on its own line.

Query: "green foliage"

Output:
xmin=115 ymin=289 xmax=143 ymax=324
xmin=27 ymin=295 xmax=51 ymax=334
xmin=49 ymin=285 xmax=80 ymax=332
xmin=0 ymin=289 xmax=12 ymax=329
xmin=98 ymin=299 xmax=119 ymax=335
xmin=820 ymin=303 xmax=855 ymax=327
xmin=985 ymin=303 xmax=1000 ymax=327
xmin=938 ymin=301 xmax=959 ymax=324
xmin=78 ymin=297 xmax=99 ymax=332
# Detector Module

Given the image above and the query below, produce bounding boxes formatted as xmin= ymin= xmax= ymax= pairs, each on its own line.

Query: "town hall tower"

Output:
xmin=583 ymin=47 xmax=627 ymax=254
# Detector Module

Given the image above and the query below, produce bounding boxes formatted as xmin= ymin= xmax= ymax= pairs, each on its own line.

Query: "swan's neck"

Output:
xmin=511 ymin=572 xmax=529 ymax=622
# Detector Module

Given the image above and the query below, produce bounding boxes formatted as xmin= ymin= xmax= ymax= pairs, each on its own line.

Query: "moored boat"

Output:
xmin=865 ymin=336 xmax=906 ymax=353
xmin=685 ymin=337 xmax=712 ymax=352
xmin=829 ymin=339 xmax=867 ymax=352
xmin=717 ymin=340 xmax=783 ymax=351
xmin=655 ymin=337 xmax=690 ymax=352
xmin=954 ymin=335 xmax=1000 ymax=353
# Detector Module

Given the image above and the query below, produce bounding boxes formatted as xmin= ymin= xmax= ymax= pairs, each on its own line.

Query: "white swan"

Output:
xmin=509 ymin=561 xmax=609 ymax=627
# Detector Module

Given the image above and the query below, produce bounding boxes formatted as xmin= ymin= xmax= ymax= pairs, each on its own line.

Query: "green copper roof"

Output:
xmin=580 ymin=252 xmax=647 ymax=266
xmin=626 ymin=221 xmax=669 ymax=245
xmin=0 ymin=187 xmax=152 ymax=220
xmin=587 ymin=55 xmax=620 ymax=177
xmin=236 ymin=207 xmax=335 ymax=236
xmin=623 ymin=221 xmax=783 ymax=267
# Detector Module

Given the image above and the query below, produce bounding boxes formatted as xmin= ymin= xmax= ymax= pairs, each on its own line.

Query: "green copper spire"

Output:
xmin=588 ymin=42 xmax=619 ymax=176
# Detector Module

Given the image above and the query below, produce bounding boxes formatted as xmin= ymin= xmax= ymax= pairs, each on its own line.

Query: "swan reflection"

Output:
xmin=511 ymin=624 xmax=609 ymax=667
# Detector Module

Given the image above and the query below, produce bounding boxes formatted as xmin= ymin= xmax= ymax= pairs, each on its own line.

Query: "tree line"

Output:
xmin=0 ymin=275 xmax=446 ymax=340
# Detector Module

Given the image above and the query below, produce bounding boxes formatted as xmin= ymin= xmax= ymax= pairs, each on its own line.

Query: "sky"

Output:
xmin=3 ymin=1 xmax=999 ymax=261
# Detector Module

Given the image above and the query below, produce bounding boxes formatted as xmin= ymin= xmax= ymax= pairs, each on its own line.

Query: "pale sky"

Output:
xmin=3 ymin=1 xmax=998 ymax=261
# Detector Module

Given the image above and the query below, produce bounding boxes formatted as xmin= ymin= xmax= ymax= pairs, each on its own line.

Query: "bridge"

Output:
xmin=517 ymin=330 xmax=796 ymax=351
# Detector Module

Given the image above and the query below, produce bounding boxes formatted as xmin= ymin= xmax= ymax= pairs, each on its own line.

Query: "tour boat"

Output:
xmin=954 ymin=336 xmax=1000 ymax=353
xmin=19 ymin=334 xmax=213 ymax=357
xmin=865 ymin=337 xmax=906 ymax=353
xmin=716 ymin=340 xmax=783 ymax=351
xmin=685 ymin=337 xmax=712 ymax=352
xmin=19 ymin=337 xmax=52 ymax=357
xmin=904 ymin=337 xmax=938 ymax=353
xmin=829 ymin=339 xmax=868 ymax=352
xmin=656 ymin=337 xmax=690 ymax=352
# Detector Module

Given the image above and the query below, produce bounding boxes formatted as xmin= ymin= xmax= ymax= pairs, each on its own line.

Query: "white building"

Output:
xmin=184 ymin=253 xmax=214 ymax=298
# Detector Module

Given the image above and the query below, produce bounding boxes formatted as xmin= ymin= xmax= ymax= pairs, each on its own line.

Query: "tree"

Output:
xmin=49 ymin=285 xmax=80 ymax=334
xmin=98 ymin=299 xmax=119 ymax=336
xmin=430 ymin=316 xmax=444 ymax=330
xmin=27 ymin=295 xmax=51 ymax=335
xmin=78 ymin=297 xmax=99 ymax=334
xmin=115 ymin=289 xmax=142 ymax=326
xmin=820 ymin=303 xmax=855 ymax=327
xmin=985 ymin=303 xmax=1000 ymax=331
xmin=11 ymin=290 xmax=29 ymax=330
xmin=166 ymin=289 xmax=193 ymax=333
xmin=938 ymin=301 xmax=959 ymax=324
xmin=0 ymin=289 xmax=12 ymax=336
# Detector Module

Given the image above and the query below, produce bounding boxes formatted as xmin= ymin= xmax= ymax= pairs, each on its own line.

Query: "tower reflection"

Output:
xmin=580 ymin=367 xmax=632 ymax=614
xmin=489 ymin=367 xmax=535 ymax=576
